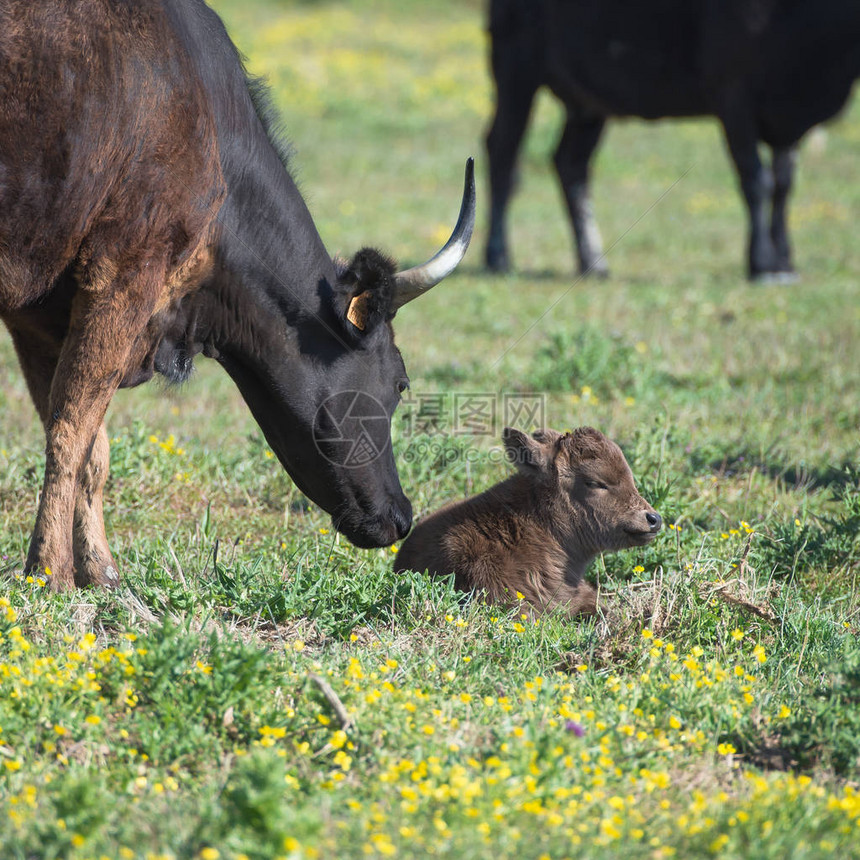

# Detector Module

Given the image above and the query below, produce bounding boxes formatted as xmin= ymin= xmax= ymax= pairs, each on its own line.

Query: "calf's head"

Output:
xmin=503 ymin=426 xmax=661 ymax=553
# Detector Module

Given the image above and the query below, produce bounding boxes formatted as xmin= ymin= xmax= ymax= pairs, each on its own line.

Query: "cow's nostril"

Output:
xmin=646 ymin=511 xmax=662 ymax=531
xmin=392 ymin=496 xmax=413 ymax=540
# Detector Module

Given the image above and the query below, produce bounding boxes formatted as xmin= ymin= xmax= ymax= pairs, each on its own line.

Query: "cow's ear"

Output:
xmin=503 ymin=427 xmax=556 ymax=477
xmin=337 ymin=248 xmax=397 ymax=335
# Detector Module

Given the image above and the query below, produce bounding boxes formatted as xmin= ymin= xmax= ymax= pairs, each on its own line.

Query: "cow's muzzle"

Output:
xmin=334 ymin=495 xmax=413 ymax=549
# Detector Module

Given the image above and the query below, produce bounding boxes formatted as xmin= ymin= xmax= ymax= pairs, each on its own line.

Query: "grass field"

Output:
xmin=1 ymin=0 xmax=859 ymax=857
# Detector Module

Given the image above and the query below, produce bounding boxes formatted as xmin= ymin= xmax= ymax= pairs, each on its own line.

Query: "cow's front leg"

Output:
xmin=771 ymin=145 xmax=797 ymax=279
xmin=554 ymin=111 xmax=608 ymax=278
xmin=485 ymin=18 xmax=542 ymax=274
xmin=9 ymin=326 xmax=120 ymax=588
xmin=73 ymin=423 xmax=119 ymax=588
xmin=721 ymin=113 xmax=777 ymax=279
xmin=26 ymin=281 xmax=155 ymax=591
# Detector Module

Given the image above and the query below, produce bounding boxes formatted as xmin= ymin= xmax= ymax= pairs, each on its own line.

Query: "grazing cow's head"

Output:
xmin=503 ymin=426 xmax=662 ymax=552
xmin=219 ymin=161 xmax=475 ymax=548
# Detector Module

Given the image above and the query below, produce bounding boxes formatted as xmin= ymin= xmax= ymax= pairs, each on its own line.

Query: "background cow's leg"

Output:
xmin=485 ymin=18 xmax=542 ymax=273
xmin=554 ymin=111 xmax=608 ymax=277
xmin=721 ymin=115 xmax=777 ymax=279
xmin=26 ymin=274 xmax=157 ymax=591
xmin=771 ymin=145 xmax=797 ymax=279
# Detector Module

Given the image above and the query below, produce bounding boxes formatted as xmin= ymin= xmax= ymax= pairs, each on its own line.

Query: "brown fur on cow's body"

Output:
xmin=1 ymin=0 xmax=475 ymax=590
xmin=394 ymin=427 xmax=661 ymax=617
xmin=1 ymin=2 xmax=223 ymax=589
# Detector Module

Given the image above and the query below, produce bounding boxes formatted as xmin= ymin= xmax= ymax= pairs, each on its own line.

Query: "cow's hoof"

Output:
xmin=26 ymin=551 xmax=75 ymax=591
xmin=47 ymin=569 xmax=76 ymax=592
xmin=581 ymin=261 xmax=610 ymax=279
xmin=72 ymin=542 xmax=121 ymax=588
xmin=75 ymin=561 xmax=121 ymax=589
xmin=752 ymin=270 xmax=799 ymax=285
xmin=88 ymin=565 xmax=120 ymax=589
xmin=485 ymin=247 xmax=511 ymax=274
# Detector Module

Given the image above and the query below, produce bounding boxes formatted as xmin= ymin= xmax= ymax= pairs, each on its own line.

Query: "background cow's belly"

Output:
xmin=546 ymin=0 xmax=708 ymax=118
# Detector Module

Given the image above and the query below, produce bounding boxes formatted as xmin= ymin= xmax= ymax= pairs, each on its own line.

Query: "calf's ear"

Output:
xmin=503 ymin=427 xmax=555 ymax=477
xmin=337 ymin=248 xmax=397 ymax=335
xmin=565 ymin=426 xmax=612 ymax=463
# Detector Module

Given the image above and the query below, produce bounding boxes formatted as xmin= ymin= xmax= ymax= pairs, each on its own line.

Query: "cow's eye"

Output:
xmin=397 ymin=379 xmax=410 ymax=396
xmin=585 ymin=479 xmax=608 ymax=490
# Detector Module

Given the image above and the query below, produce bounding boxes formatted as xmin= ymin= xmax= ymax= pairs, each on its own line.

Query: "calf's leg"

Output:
xmin=554 ymin=111 xmax=608 ymax=277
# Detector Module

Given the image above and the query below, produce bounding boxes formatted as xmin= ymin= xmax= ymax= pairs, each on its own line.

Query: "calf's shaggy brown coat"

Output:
xmin=394 ymin=427 xmax=661 ymax=617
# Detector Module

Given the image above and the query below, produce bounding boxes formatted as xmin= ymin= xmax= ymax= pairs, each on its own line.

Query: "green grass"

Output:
xmin=2 ymin=0 xmax=860 ymax=857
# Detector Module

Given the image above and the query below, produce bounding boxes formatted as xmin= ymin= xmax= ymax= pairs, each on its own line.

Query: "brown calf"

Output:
xmin=394 ymin=427 xmax=661 ymax=617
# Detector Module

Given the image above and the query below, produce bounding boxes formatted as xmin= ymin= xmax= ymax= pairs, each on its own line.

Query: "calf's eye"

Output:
xmin=397 ymin=379 xmax=410 ymax=396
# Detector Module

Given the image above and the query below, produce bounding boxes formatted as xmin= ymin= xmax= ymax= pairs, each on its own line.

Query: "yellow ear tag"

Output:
xmin=347 ymin=291 xmax=371 ymax=330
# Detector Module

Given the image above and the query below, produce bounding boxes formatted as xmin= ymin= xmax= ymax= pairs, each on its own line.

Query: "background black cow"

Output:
xmin=486 ymin=0 xmax=860 ymax=279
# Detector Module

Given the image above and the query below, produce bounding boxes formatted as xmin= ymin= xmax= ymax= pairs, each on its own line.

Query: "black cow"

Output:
xmin=0 ymin=0 xmax=474 ymax=590
xmin=486 ymin=0 xmax=860 ymax=279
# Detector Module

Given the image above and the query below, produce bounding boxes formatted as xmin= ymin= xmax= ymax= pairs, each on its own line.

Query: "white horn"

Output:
xmin=392 ymin=158 xmax=476 ymax=310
